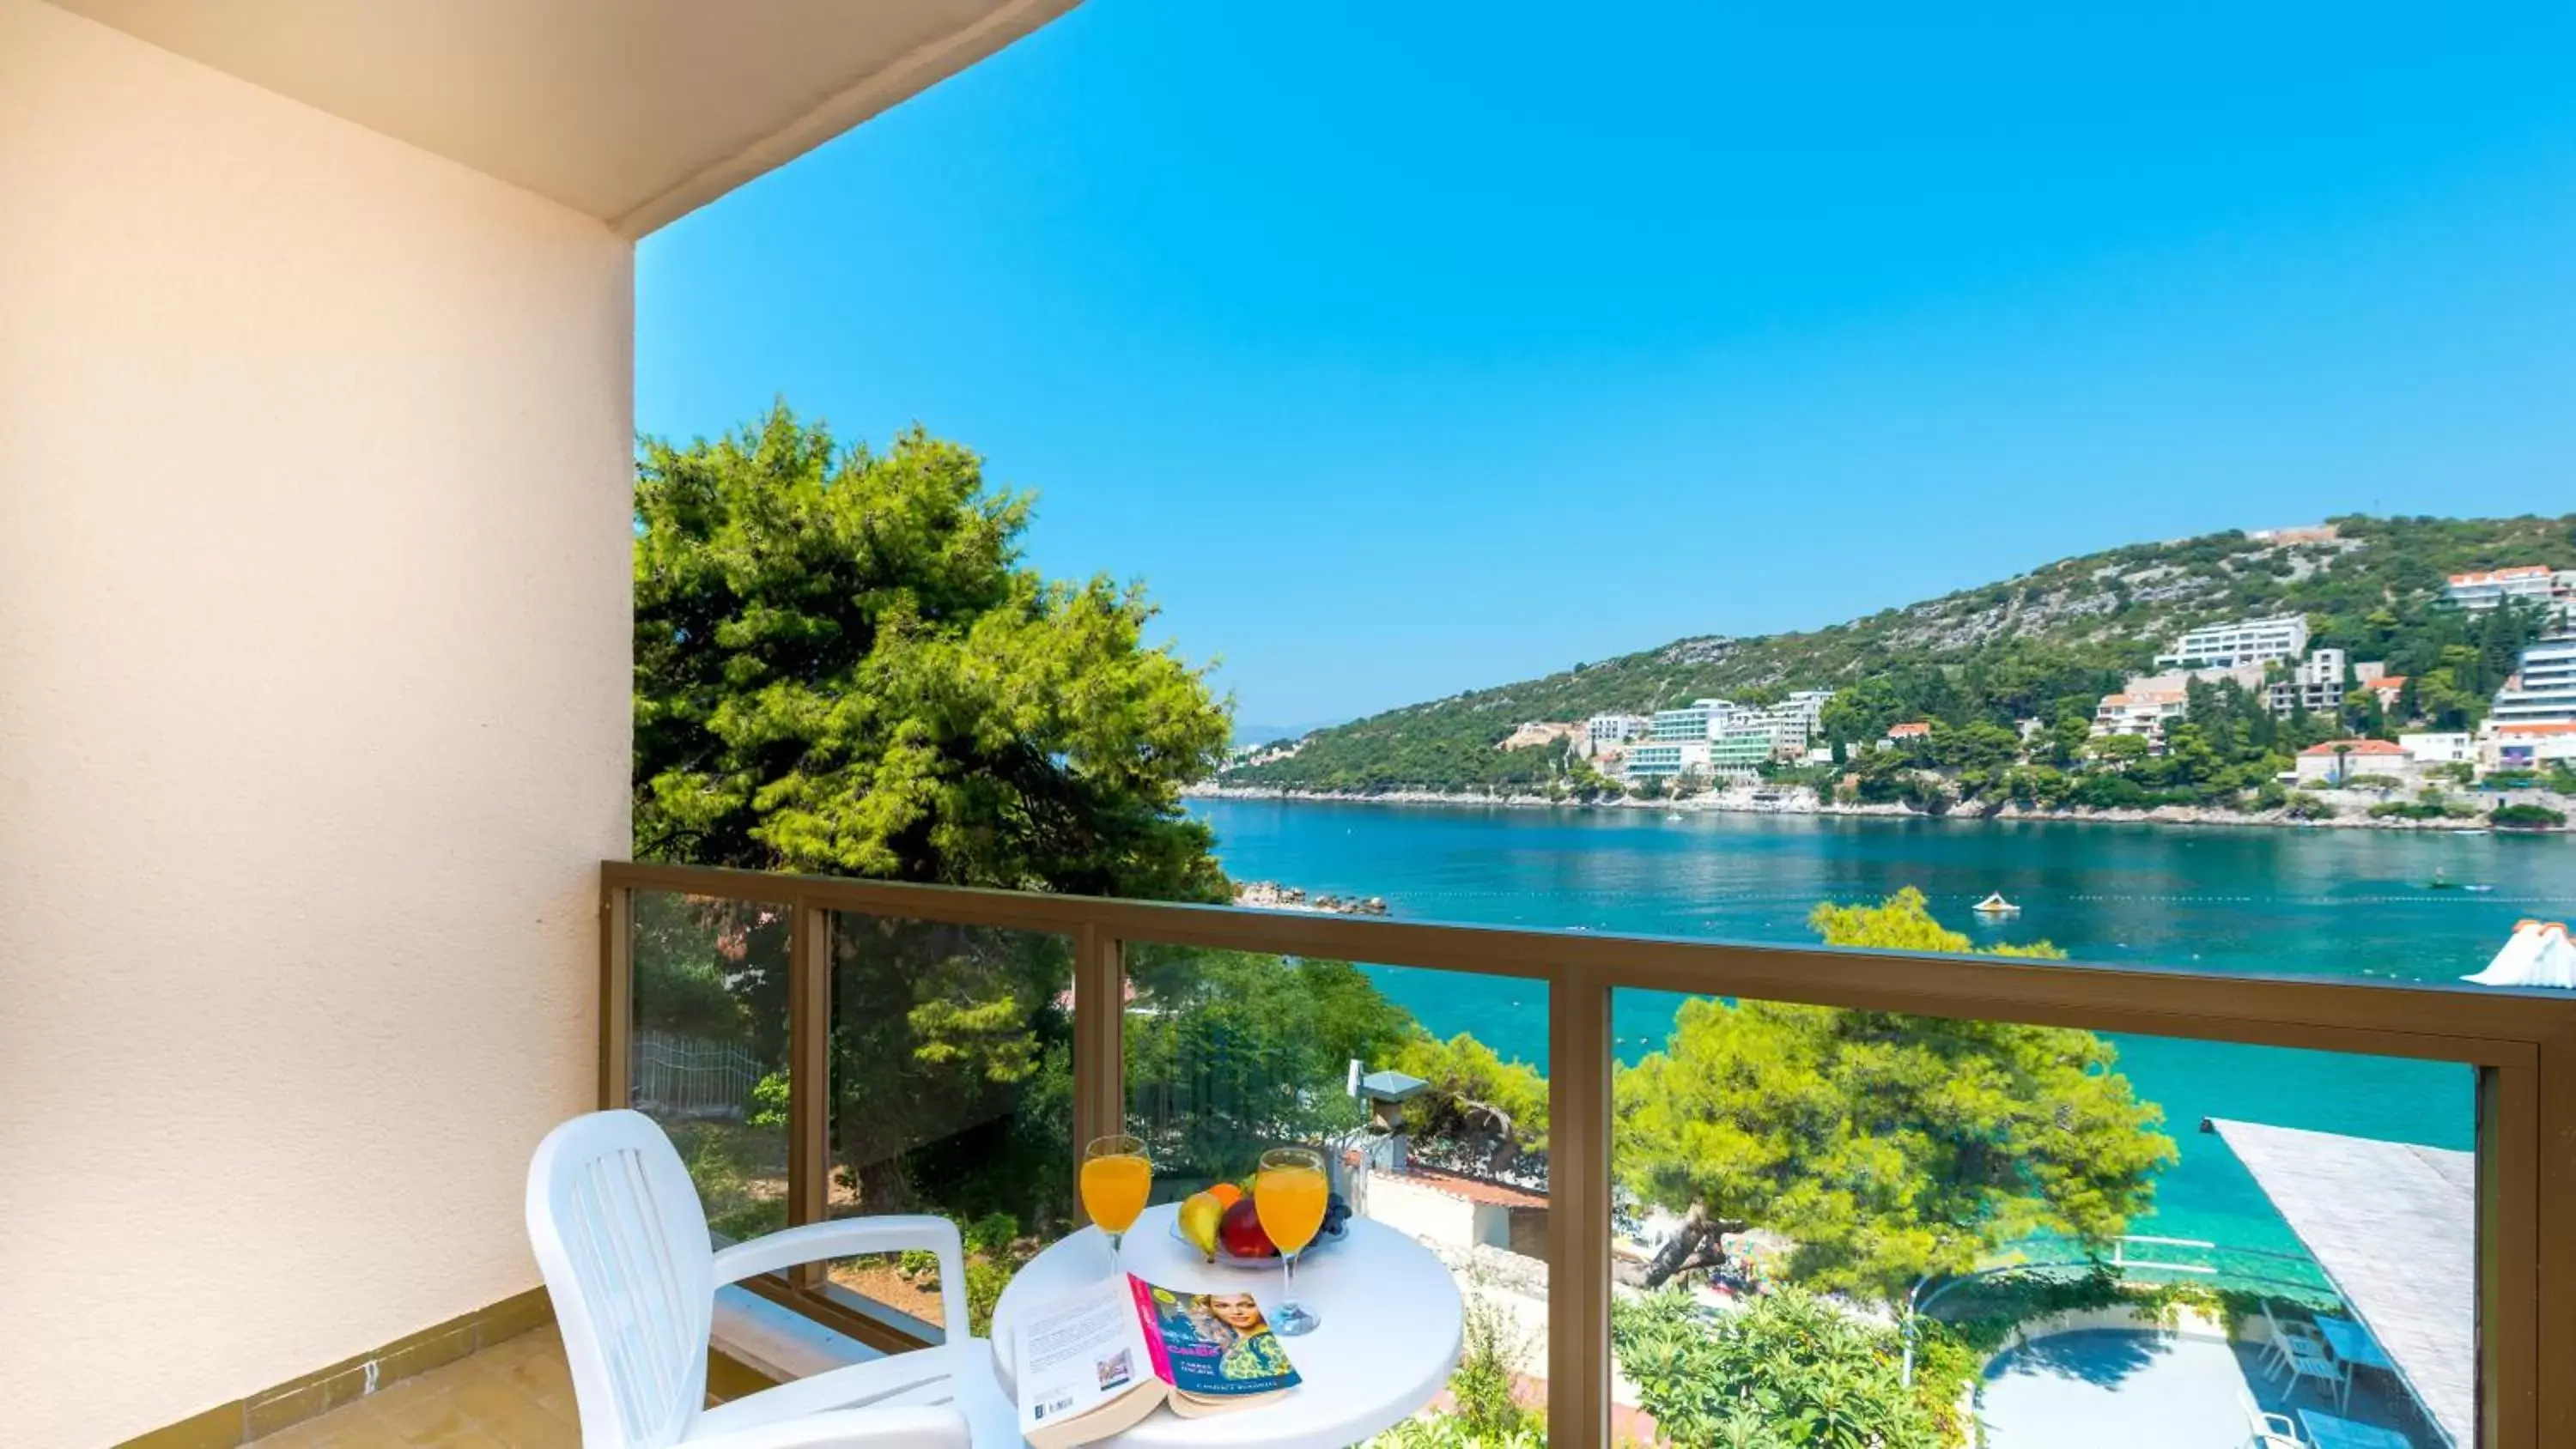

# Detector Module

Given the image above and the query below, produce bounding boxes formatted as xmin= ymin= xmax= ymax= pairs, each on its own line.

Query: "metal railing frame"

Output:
xmin=601 ymin=858 xmax=2576 ymax=1448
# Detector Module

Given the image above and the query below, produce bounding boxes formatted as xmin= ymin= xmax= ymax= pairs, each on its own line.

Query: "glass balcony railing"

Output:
xmin=603 ymin=860 xmax=2576 ymax=1448
xmin=625 ymin=888 xmax=792 ymax=1247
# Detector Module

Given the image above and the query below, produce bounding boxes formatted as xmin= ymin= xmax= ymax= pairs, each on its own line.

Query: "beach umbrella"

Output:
xmin=2467 ymin=921 xmax=2576 ymax=987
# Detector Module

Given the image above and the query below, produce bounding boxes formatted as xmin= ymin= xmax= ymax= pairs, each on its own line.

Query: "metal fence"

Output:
xmin=629 ymin=1028 xmax=766 ymax=1119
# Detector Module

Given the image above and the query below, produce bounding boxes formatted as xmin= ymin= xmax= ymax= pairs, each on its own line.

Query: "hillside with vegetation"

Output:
xmin=1220 ymin=514 xmax=2576 ymax=799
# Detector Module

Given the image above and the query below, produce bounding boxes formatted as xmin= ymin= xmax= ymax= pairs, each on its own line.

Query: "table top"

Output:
xmin=2297 ymin=1407 xmax=2415 ymax=1449
xmin=2315 ymin=1315 xmax=2396 ymax=1371
xmin=989 ymin=1203 xmax=1464 ymax=1449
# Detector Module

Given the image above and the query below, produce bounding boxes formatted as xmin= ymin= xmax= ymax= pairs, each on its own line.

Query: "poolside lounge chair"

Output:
xmin=2240 ymin=1388 xmax=2306 ymax=1447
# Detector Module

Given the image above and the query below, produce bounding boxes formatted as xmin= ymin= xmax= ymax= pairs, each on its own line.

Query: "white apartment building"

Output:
xmin=1729 ymin=691 xmax=1834 ymax=757
xmin=2156 ymin=615 xmax=2311 ymax=670
xmin=2491 ymin=638 xmax=2576 ymax=730
xmin=1649 ymin=698 xmax=1735 ymax=743
xmin=1623 ymin=740 xmax=1710 ymax=780
xmin=2443 ymin=567 xmax=2566 ymax=610
xmin=1585 ymin=712 xmax=1649 ymax=748
xmin=2269 ymin=648 xmax=2348 ymax=718
xmin=2093 ymin=688 xmax=2189 ymax=743
xmin=2401 ymin=732 xmax=2476 ymax=766
xmin=1779 ymin=690 xmax=1836 ymax=728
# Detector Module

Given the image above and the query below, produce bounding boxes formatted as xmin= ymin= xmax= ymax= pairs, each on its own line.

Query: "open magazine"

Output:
xmin=1012 ymin=1274 xmax=1302 ymax=1449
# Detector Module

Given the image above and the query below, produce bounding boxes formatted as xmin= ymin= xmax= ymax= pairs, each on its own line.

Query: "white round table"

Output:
xmin=989 ymin=1203 xmax=1463 ymax=1449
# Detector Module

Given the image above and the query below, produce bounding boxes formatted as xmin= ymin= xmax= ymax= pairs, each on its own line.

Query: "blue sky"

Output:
xmin=638 ymin=2 xmax=2576 ymax=730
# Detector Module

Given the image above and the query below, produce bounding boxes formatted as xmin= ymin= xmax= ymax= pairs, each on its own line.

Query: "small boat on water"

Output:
xmin=1971 ymin=892 xmax=2020 ymax=918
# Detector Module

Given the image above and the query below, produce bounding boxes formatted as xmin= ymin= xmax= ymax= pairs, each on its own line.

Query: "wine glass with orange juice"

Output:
xmin=1255 ymin=1146 xmax=1328 ymax=1335
xmin=1081 ymin=1134 xmax=1151 ymax=1264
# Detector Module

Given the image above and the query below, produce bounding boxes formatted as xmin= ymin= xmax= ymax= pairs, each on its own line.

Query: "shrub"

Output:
xmin=2494 ymin=803 xmax=2567 ymax=830
xmin=2282 ymin=791 xmax=2337 ymax=821
xmin=1613 ymin=1288 xmax=1950 ymax=1448
xmin=1367 ymin=1418 xmax=1547 ymax=1448
xmin=2341 ymin=773 xmax=2405 ymax=791
xmin=891 ymin=1211 xmax=1029 ymax=1334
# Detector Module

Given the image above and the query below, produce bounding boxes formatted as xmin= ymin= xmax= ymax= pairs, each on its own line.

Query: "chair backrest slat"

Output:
xmin=528 ymin=1111 xmax=717 ymax=1449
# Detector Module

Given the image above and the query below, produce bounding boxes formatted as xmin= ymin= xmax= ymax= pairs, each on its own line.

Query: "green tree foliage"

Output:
xmin=635 ymin=403 xmax=1230 ymax=900
xmin=1614 ymin=891 xmax=2175 ymax=1298
xmin=1388 ymin=1033 xmax=1552 ymax=1172
xmin=1125 ymin=945 xmax=1419 ymax=1189
xmin=629 ymin=403 xmax=1238 ymax=1233
xmin=1613 ymin=1289 xmax=1957 ymax=1449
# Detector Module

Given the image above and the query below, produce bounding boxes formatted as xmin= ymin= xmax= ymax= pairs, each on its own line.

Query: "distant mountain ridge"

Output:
xmin=1220 ymin=514 xmax=2576 ymax=795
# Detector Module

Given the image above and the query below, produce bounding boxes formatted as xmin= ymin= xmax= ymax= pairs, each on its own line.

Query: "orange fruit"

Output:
xmin=1205 ymin=1182 xmax=1244 ymax=1209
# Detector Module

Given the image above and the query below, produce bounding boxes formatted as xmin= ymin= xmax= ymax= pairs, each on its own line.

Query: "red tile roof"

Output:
xmin=2299 ymin=739 xmax=2405 ymax=756
xmin=1396 ymin=1165 xmax=1548 ymax=1210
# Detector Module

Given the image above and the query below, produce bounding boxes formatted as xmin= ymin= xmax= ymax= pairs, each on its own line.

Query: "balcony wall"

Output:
xmin=0 ymin=3 xmax=631 ymax=1441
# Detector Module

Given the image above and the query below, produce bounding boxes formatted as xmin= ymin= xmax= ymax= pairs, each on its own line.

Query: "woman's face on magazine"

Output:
xmin=1207 ymin=1294 xmax=1261 ymax=1331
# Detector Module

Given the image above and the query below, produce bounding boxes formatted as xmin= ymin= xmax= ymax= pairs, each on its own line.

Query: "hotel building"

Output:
xmin=2156 ymin=615 xmax=2312 ymax=670
xmin=2490 ymin=638 xmax=2576 ymax=730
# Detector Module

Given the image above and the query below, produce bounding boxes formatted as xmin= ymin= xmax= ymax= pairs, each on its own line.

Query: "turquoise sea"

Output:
xmin=1190 ymin=800 xmax=2571 ymax=1259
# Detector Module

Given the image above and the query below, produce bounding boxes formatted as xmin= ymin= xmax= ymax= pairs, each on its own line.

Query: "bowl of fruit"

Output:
xmin=1172 ymin=1179 xmax=1353 ymax=1268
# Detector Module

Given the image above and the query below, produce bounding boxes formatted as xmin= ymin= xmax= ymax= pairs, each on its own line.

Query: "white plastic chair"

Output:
xmin=2272 ymin=1331 xmax=2350 ymax=1411
xmin=526 ymin=1109 xmax=1021 ymax=1448
xmin=2259 ymin=1300 xmax=2330 ymax=1379
xmin=2239 ymin=1388 xmax=2306 ymax=1447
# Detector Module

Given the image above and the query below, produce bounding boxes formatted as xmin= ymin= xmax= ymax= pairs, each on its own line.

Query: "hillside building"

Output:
xmin=2401 ymin=733 xmax=2476 ymax=766
xmin=2093 ymin=688 xmax=2189 ymax=745
xmin=2269 ymin=648 xmax=2351 ymax=718
xmin=1649 ymin=698 xmax=1735 ymax=743
xmin=2485 ymin=724 xmax=2576 ymax=773
xmin=2293 ymin=739 xmax=2412 ymax=785
xmin=1584 ymin=713 xmax=1649 ymax=749
xmin=2156 ymin=615 xmax=2311 ymax=670
xmin=1710 ymin=728 xmax=1778 ymax=772
xmin=2443 ymin=567 xmax=2565 ymax=610
xmin=2491 ymin=638 xmax=2576 ymax=730
xmin=1622 ymin=740 xmax=1709 ymax=781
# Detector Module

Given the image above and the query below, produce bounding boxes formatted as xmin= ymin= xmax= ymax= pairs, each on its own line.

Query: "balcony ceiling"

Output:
xmin=47 ymin=0 xmax=1080 ymax=235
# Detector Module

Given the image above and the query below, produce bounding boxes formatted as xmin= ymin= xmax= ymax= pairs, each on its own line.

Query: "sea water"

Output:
xmin=1191 ymin=800 xmax=2567 ymax=1257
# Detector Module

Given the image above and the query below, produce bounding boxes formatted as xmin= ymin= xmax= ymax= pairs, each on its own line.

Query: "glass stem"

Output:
xmin=1283 ymin=1249 xmax=1296 ymax=1306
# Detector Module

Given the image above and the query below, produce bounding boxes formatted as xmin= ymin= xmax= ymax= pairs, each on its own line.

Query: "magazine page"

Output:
xmin=1129 ymin=1280 xmax=1302 ymax=1410
xmin=1012 ymin=1276 xmax=1163 ymax=1449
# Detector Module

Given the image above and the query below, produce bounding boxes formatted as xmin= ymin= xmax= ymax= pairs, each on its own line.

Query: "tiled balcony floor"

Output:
xmin=248 ymin=1329 xmax=580 ymax=1449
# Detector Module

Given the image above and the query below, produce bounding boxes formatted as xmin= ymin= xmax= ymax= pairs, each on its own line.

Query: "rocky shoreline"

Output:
xmin=1231 ymin=879 xmax=1392 ymax=915
xmin=1188 ymin=783 xmax=2574 ymax=834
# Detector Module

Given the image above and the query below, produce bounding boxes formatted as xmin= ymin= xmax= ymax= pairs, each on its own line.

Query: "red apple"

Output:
xmin=1218 ymin=1197 xmax=1275 ymax=1258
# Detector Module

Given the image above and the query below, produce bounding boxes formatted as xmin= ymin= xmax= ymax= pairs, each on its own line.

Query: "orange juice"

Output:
xmin=1254 ymin=1164 xmax=1328 ymax=1253
xmin=1080 ymin=1153 xmax=1151 ymax=1234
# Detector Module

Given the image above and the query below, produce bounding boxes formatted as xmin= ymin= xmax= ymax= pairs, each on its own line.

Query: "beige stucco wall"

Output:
xmin=1363 ymin=1173 xmax=1503 ymax=1252
xmin=0 ymin=3 xmax=632 ymax=1443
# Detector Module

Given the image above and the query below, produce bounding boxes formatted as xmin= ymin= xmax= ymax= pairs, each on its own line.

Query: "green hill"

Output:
xmin=1220 ymin=514 xmax=2576 ymax=797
